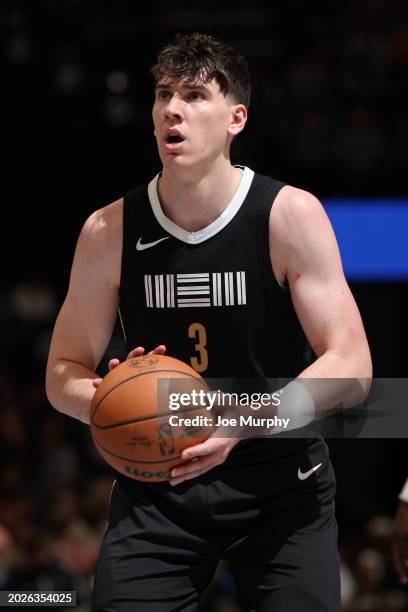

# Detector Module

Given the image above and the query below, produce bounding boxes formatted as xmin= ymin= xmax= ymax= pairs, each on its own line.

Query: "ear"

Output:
xmin=228 ymin=103 xmax=247 ymax=137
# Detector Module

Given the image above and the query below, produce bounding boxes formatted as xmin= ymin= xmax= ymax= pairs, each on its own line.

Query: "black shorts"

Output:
xmin=92 ymin=438 xmax=340 ymax=612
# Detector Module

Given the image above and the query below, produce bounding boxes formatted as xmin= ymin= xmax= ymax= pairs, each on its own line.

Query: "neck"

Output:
xmin=157 ymin=160 xmax=243 ymax=232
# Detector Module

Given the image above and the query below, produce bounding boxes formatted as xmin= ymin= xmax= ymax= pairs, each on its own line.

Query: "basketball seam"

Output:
xmin=91 ymin=368 xmax=208 ymax=424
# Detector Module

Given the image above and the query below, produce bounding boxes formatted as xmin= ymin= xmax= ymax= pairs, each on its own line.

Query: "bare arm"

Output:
xmin=270 ymin=186 xmax=372 ymax=414
xmin=45 ymin=200 xmax=123 ymax=424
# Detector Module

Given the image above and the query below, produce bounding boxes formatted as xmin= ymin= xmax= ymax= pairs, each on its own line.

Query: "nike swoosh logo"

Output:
xmin=136 ymin=237 xmax=169 ymax=251
xmin=298 ymin=463 xmax=322 ymax=481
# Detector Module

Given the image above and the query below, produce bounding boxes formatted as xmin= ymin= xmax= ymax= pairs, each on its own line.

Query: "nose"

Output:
xmin=165 ymin=94 xmax=182 ymax=120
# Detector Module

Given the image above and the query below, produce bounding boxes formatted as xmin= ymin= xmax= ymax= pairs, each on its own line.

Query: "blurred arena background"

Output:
xmin=1 ymin=1 xmax=407 ymax=610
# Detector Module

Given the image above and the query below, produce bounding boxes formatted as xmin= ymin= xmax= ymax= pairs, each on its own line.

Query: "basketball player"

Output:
xmin=46 ymin=33 xmax=372 ymax=611
xmin=392 ymin=479 xmax=408 ymax=584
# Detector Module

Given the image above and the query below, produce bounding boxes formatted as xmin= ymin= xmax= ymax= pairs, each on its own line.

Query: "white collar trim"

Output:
xmin=147 ymin=166 xmax=254 ymax=244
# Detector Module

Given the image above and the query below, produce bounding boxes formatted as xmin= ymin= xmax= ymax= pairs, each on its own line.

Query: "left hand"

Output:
xmin=169 ymin=435 xmax=240 ymax=486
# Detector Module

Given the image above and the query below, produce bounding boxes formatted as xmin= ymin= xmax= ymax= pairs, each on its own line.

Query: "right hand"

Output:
xmin=92 ymin=344 xmax=167 ymax=388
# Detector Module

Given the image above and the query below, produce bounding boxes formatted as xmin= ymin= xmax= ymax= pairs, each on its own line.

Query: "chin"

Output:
xmin=163 ymin=154 xmax=196 ymax=169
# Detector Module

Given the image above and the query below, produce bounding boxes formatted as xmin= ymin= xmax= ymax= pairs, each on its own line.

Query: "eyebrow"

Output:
xmin=155 ymin=82 xmax=210 ymax=92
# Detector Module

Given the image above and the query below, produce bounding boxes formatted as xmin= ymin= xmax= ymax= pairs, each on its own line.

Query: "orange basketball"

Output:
xmin=90 ymin=354 xmax=214 ymax=482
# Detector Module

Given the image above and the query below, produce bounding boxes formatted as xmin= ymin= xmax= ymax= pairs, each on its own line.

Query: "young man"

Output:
xmin=46 ymin=33 xmax=372 ymax=611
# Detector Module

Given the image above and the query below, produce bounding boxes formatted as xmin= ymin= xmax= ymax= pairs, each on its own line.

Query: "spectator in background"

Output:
xmin=0 ymin=525 xmax=20 ymax=589
xmin=392 ymin=479 xmax=408 ymax=585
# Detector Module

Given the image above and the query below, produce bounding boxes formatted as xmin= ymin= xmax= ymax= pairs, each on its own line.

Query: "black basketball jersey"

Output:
xmin=119 ymin=166 xmax=315 ymax=461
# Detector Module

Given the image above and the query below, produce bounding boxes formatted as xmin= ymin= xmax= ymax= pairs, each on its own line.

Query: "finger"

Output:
xmin=127 ymin=347 xmax=145 ymax=359
xmin=108 ymin=358 xmax=120 ymax=370
xmin=170 ymin=470 xmax=202 ymax=486
xmin=148 ymin=345 xmax=167 ymax=355
xmin=170 ymin=459 xmax=215 ymax=486
xmin=181 ymin=439 xmax=215 ymax=461
xmin=92 ymin=378 xmax=102 ymax=388
xmin=171 ymin=456 xmax=211 ymax=479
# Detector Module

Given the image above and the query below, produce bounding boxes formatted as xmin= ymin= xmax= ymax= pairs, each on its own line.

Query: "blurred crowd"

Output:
xmin=2 ymin=0 xmax=408 ymax=200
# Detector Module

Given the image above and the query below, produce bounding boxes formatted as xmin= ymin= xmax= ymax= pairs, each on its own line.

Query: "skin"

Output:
xmin=46 ymin=76 xmax=372 ymax=486
xmin=392 ymin=497 xmax=408 ymax=584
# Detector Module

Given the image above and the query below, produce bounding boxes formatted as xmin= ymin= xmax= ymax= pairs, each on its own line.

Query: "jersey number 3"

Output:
xmin=188 ymin=323 xmax=208 ymax=373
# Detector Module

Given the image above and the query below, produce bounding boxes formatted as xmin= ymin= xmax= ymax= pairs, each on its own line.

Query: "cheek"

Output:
xmin=197 ymin=114 xmax=227 ymax=144
xmin=152 ymin=108 xmax=161 ymax=133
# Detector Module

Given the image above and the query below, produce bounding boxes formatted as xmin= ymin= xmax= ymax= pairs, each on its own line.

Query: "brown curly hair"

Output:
xmin=151 ymin=32 xmax=251 ymax=108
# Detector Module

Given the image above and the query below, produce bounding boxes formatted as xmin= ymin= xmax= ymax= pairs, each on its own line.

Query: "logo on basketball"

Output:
xmin=157 ymin=423 xmax=175 ymax=456
xmin=181 ymin=424 xmax=205 ymax=438
xmin=128 ymin=355 xmax=160 ymax=368
xmin=124 ymin=465 xmax=171 ymax=480
xmin=125 ymin=436 xmax=153 ymax=451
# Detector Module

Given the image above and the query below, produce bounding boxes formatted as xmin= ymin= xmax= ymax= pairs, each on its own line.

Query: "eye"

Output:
xmin=156 ymin=90 xmax=171 ymax=101
xmin=188 ymin=91 xmax=204 ymax=101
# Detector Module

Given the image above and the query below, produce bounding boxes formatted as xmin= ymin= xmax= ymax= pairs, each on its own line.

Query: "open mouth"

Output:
xmin=166 ymin=134 xmax=185 ymax=144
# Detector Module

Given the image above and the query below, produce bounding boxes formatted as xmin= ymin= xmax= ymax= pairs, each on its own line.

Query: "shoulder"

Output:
xmin=78 ymin=198 xmax=123 ymax=258
xmin=268 ymin=185 xmax=336 ymax=283
xmin=81 ymin=197 xmax=123 ymax=240
xmin=270 ymin=184 xmax=335 ymax=251
xmin=72 ymin=198 xmax=123 ymax=289
xmin=271 ymin=185 xmax=327 ymax=234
